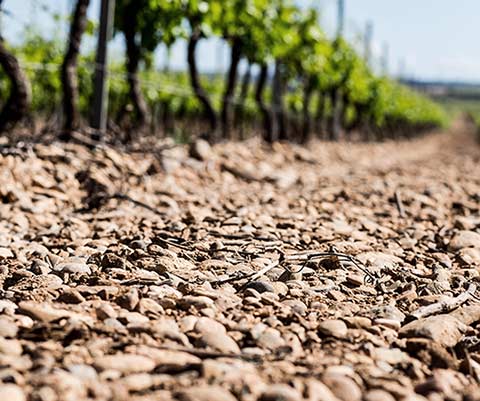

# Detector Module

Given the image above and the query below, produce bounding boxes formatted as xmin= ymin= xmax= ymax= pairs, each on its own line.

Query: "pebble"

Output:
xmin=116 ymin=288 xmax=140 ymax=311
xmin=306 ymin=379 xmax=342 ymax=401
xmin=399 ymin=315 xmax=466 ymax=347
xmin=0 ymin=384 xmax=26 ymax=401
xmin=449 ymin=230 xmax=480 ymax=251
xmin=189 ymin=139 xmax=212 ymax=161
xmin=54 ymin=262 xmax=91 ymax=274
xmin=323 ymin=374 xmax=362 ymax=401
xmin=93 ymin=354 xmax=156 ymax=374
xmin=0 ymin=317 xmax=18 ymax=338
xmin=318 ymin=320 xmax=348 ymax=339
xmin=257 ymin=327 xmax=286 ymax=350
xmin=178 ymin=295 xmax=215 ymax=310
xmin=17 ymin=301 xmax=70 ymax=323
xmin=245 ymin=280 xmax=275 ymax=293
xmin=259 ymin=384 xmax=302 ymax=401
xmin=176 ymin=385 xmax=237 ymax=401
xmin=199 ymin=330 xmax=240 ymax=354
xmin=135 ymin=346 xmax=201 ymax=372
xmin=363 ymin=389 xmax=396 ymax=401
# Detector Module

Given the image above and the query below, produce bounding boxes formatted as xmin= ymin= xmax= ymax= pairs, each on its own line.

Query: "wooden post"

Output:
xmin=91 ymin=0 xmax=115 ymax=140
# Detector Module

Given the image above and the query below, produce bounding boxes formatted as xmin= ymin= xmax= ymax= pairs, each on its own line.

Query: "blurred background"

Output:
xmin=0 ymin=0 xmax=479 ymax=143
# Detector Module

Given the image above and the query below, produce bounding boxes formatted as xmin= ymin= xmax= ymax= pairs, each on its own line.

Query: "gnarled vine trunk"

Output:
xmin=187 ymin=29 xmax=217 ymax=141
xmin=221 ymin=37 xmax=242 ymax=140
xmin=255 ymin=64 xmax=272 ymax=142
xmin=0 ymin=37 xmax=31 ymax=133
xmin=301 ymin=77 xmax=314 ymax=144
xmin=123 ymin=0 xmax=150 ymax=129
xmin=314 ymin=91 xmax=326 ymax=139
xmin=234 ymin=61 xmax=252 ymax=138
xmin=271 ymin=60 xmax=287 ymax=141
xmin=60 ymin=0 xmax=90 ymax=140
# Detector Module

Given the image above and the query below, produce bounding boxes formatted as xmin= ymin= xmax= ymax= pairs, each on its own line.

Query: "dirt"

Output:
xmin=1 ymin=120 xmax=480 ymax=400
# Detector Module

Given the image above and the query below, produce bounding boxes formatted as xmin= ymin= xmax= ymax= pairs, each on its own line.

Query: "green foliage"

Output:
xmin=3 ymin=0 xmax=448 ymax=136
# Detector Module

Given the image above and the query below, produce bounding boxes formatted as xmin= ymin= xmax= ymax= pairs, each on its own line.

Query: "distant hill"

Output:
xmin=400 ymin=79 xmax=480 ymax=100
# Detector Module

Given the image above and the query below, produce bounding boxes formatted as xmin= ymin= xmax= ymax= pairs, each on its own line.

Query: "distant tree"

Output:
xmin=0 ymin=0 xmax=31 ymax=133
xmin=60 ymin=0 xmax=90 ymax=140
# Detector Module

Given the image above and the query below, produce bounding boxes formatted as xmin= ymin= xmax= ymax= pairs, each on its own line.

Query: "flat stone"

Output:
xmin=54 ymin=262 xmax=91 ymax=274
xmin=176 ymin=385 xmax=237 ymax=401
xmin=178 ymin=295 xmax=215 ymax=310
xmin=189 ymin=139 xmax=212 ymax=161
xmin=399 ymin=315 xmax=466 ymax=347
xmin=449 ymin=230 xmax=480 ymax=251
xmin=93 ymin=354 xmax=156 ymax=374
xmin=364 ymin=389 xmax=396 ymax=401
xmin=17 ymin=301 xmax=70 ymax=323
xmin=458 ymin=247 xmax=480 ymax=265
xmin=0 ymin=317 xmax=18 ymax=338
xmin=245 ymin=280 xmax=275 ymax=294
xmin=259 ymin=384 xmax=302 ymax=401
xmin=306 ymin=379 xmax=342 ymax=401
xmin=257 ymin=327 xmax=286 ymax=350
xmin=134 ymin=346 xmax=201 ymax=372
xmin=199 ymin=330 xmax=240 ymax=354
xmin=0 ymin=384 xmax=25 ymax=401
xmin=318 ymin=320 xmax=348 ymax=339
xmin=121 ymin=373 xmax=154 ymax=392
xmin=323 ymin=374 xmax=362 ymax=401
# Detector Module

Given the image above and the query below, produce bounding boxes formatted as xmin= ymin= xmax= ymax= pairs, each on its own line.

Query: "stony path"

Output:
xmin=0 ymin=120 xmax=480 ymax=401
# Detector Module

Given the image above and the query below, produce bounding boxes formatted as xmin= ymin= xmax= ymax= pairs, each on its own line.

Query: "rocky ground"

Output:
xmin=1 ymin=120 xmax=480 ymax=401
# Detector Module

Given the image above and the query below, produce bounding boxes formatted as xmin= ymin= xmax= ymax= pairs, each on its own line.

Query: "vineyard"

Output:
xmin=1 ymin=1 xmax=480 ymax=401
xmin=0 ymin=0 xmax=448 ymax=143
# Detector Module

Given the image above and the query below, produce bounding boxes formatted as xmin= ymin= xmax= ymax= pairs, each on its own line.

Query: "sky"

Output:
xmin=3 ymin=0 xmax=480 ymax=83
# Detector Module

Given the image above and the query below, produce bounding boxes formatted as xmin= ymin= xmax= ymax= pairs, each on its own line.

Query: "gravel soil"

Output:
xmin=1 ymin=120 xmax=480 ymax=401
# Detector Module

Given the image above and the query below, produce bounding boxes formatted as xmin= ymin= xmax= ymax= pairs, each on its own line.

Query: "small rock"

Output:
xmin=306 ymin=379 xmax=342 ymax=401
xmin=68 ymin=364 xmax=98 ymax=381
xmin=189 ymin=139 xmax=212 ymax=161
xmin=373 ymin=318 xmax=401 ymax=330
xmin=0 ymin=317 xmax=18 ymax=338
xmin=450 ymin=305 xmax=480 ymax=325
xmin=96 ymin=303 xmax=118 ymax=320
xmin=449 ymin=230 xmax=480 ymax=251
xmin=116 ymin=288 xmax=139 ymax=311
xmin=245 ymin=280 xmax=275 ymax=294
xmin=343 ymin=317 xmax=371 ymax=329
xmin=457 ymin=247 xmax=480 ymax=265
xmin=178 ymin=295 xmax=215 ymax=310
xmin=199 ymin=330 xmax=240 ymax=354
xmin=93 ymin=354 xmax=156 ymax=374
xmin=323 ymin=374 xmax=362 ymax=401
xmin=365 ymin=305 xmax=405 ymax=323
xmin=0 ymin=384 xmax=25 ymax=401
xmin=257 ymin=327 xmax=286 ymax=350
xmin=399 ymin=315 xmax=466 ymax=347
xmin=0 ymin=338 xmax=22 ymax=355
xmin=135 ymin=346 xmax=201 ymax=372
xmin=17 ymin=301 xmax=70 ymax=323
xmin=318 ymin=320 xmax=348 ymax=339
xmin=54 ymin=262 xmax=91 ymax=275
xmin=58 ymin=288 xmax=86 ymax=304
xmin=363 ymin=389 xmax=396 ymax=401
xmin=121 ymin=373 xmax=154 ymax=392
xmin=282 ymin=299 xmax=308 ymax=315
xmin=259 ymin=384 xmax=302 ymax=401
xmin=176 ymin=385 xmax=236 ymax=401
